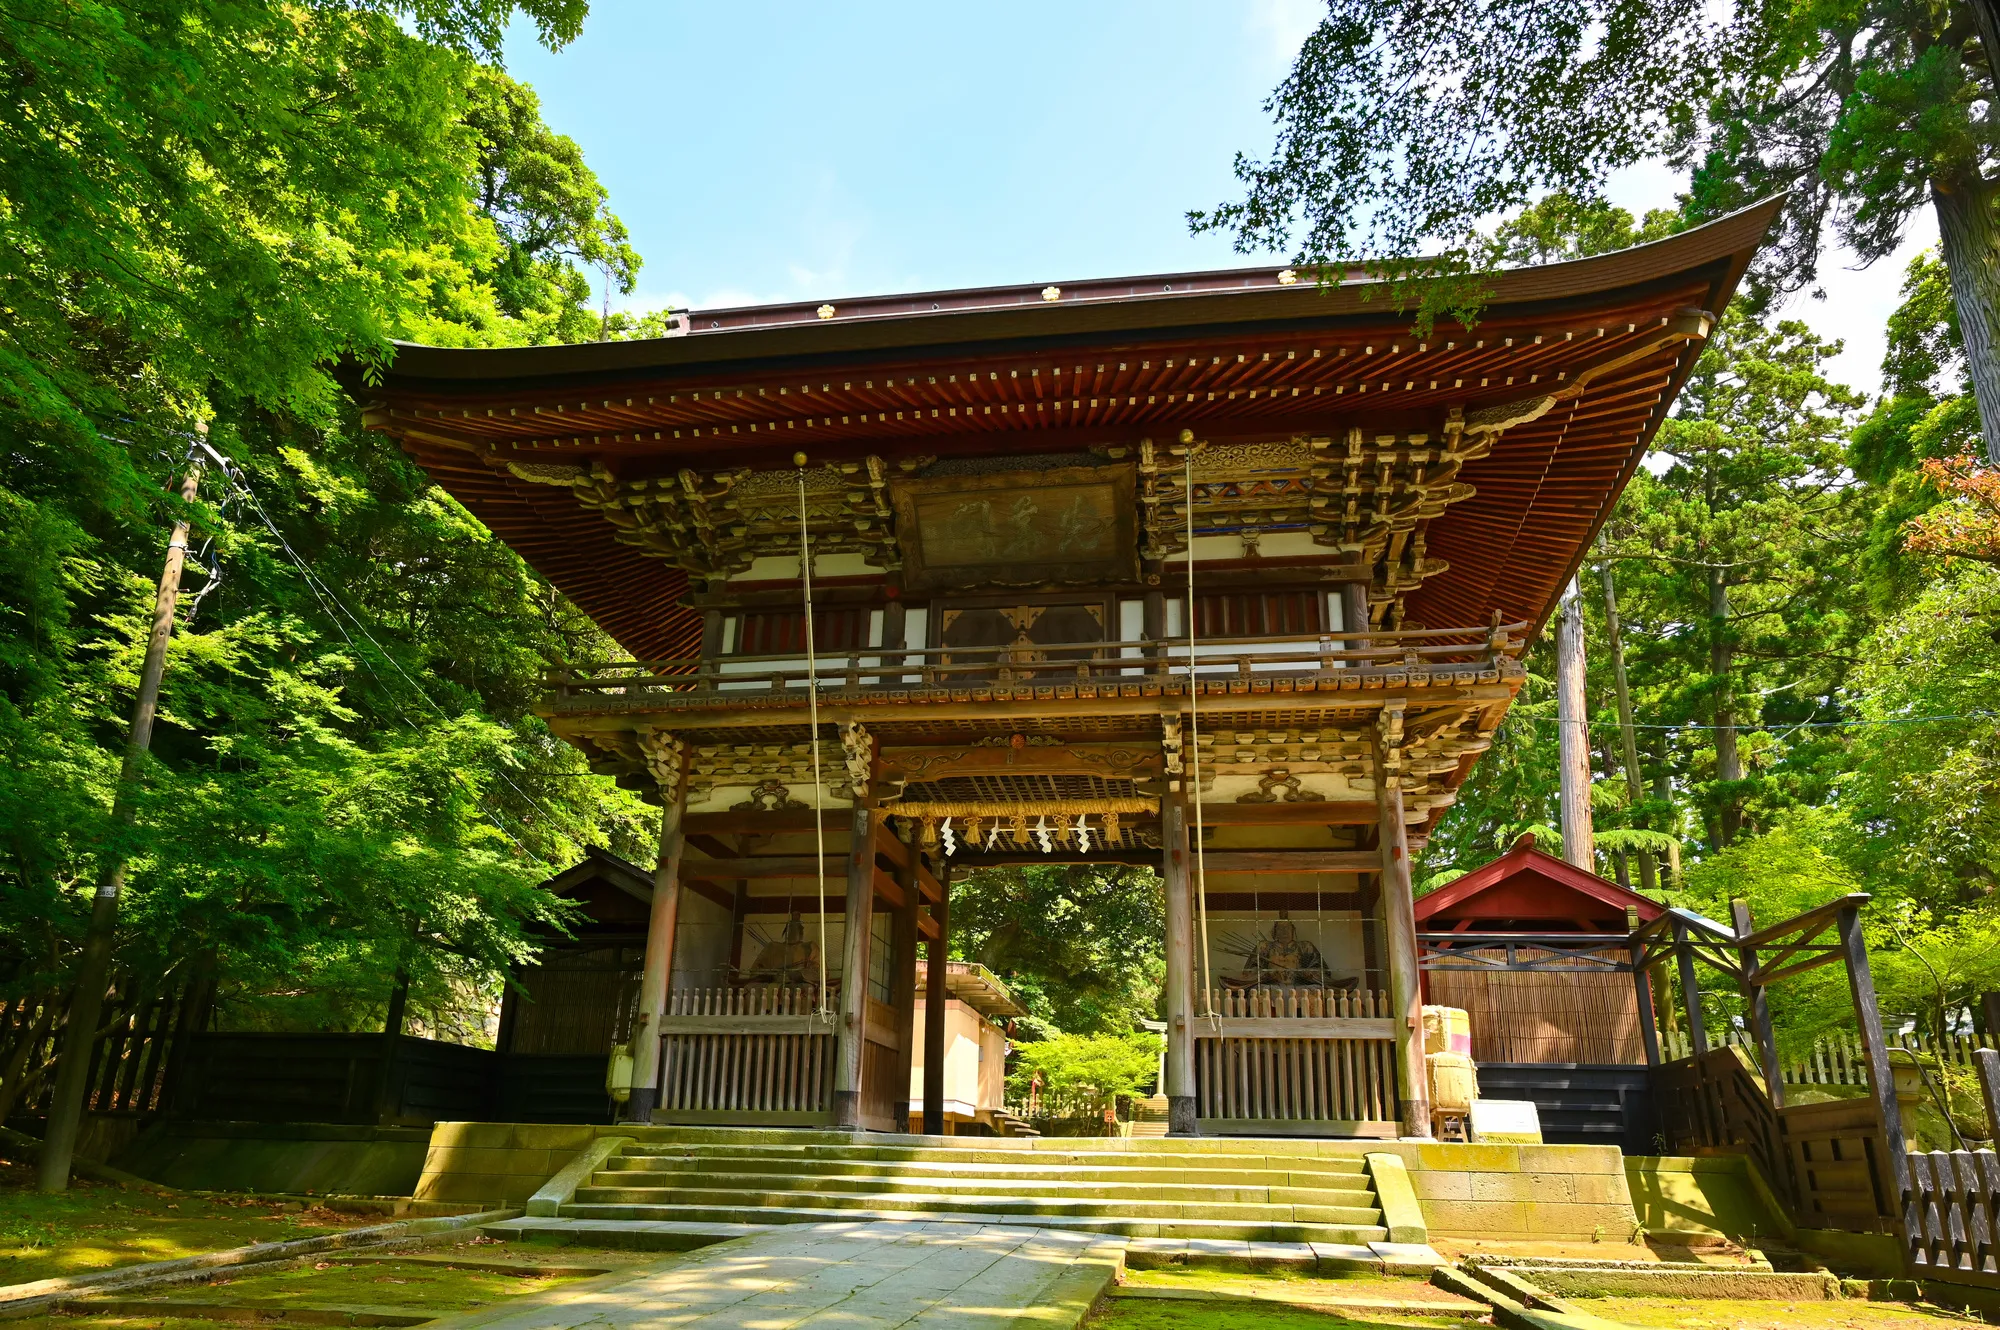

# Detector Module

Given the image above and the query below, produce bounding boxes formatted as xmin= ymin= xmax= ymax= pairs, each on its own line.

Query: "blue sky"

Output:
xmin=503 ymin=0 xmax=1929 ymax=398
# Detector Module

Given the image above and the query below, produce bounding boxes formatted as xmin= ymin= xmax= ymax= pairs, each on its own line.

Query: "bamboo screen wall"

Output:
xmin=1426 ymin=950 xmax=1645 ymax=1064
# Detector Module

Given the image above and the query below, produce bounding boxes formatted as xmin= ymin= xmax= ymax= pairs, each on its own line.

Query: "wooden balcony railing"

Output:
xmin=545 ymin=622 xmax=1525 ymax=704
xmin=655 ymin=986 xmax=838 ymax=1121
xmin=1192 ymin=986 xmax=1399 ymax=1132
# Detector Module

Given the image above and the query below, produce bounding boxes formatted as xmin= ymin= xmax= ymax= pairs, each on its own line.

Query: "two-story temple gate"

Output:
xmin=352 ymin=200 xmax=1777 ymax=1138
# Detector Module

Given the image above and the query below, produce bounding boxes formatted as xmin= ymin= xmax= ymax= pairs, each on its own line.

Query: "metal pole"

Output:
xmin=39 ymin=442 xmax=204 ymax=1192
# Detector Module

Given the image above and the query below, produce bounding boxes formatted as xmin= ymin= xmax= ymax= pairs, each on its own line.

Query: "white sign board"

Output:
xmin=1469 ymin=1098 xmax=1543 ymax=1144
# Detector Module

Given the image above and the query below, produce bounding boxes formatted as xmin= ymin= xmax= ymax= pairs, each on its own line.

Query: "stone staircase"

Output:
xmin=543 ymin=1128 xmax=1392 ymax=1244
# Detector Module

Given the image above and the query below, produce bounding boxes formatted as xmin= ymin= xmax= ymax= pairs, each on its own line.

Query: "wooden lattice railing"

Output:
xmin=666 ymin=985 xmax=829 ymax=1017
xmin=1907 ymin=1150 xmax=2000 ymax=1282
xmin=655 ymin=985 xmax=838 ymax=1119
xmin=1657 ymin=1046 xmax=1901 ymax=1234
xmin=1192 ymin=987 xmax=1398 ymax=1130
xmin=544 ymin=623 xmax=1526 ymax=701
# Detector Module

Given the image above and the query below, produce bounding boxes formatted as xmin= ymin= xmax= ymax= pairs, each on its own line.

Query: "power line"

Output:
xmin=1509 ymin=711 xmax=1997 ymax=734
xmin=196 ymin=446 xmax=562 ymax=871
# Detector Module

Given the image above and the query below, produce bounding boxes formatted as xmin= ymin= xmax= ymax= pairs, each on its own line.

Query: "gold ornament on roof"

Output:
xmin=816 ymin=304 xmax=835 ymax=320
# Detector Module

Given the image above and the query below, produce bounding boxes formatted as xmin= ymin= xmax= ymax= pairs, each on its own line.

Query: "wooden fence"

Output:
xmin=1906 ymin=1150 xmax=2000 ymax=1281
xmin=1657 ymin=1046 xmax=1902 ymax=1235
xmin=1192 ymin=987 xmax=1398 ymax=1134
xmin=1 ymin=976 xmax=206 ymax=1124
xmin=1661 ymin=1028 xmax=2000 ymax=1088
xmin=655 ymin=985 xmax=838 ymax=1122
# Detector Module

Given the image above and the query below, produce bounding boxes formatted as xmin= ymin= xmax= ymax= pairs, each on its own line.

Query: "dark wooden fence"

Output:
xmin=170 ymin=1033 xmax=614 ymax=1125
xmin=2 ymin=976 xmax=210 ymax=1125
xmin=1475 ymin=1063 xmax=1657 ymax=1153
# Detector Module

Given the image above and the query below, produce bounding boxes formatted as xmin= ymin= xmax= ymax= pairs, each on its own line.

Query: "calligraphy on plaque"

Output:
xmin=890 ymin=466 xmax=1137 ymax=590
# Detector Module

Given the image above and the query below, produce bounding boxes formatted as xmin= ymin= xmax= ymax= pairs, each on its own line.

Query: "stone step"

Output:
xmin=592 ymin=1160 xmax=1376 ymax=1192
xmin=552 ymin=1202 xmax=1389 ymax=1245
xmin=622 ymin=1125 xmax=1357 ymax=1153
xmin=616 ymin=1141 xmax=1371 ymax=1173
xmin=582 ymin=1171 xmax=1378 ymax=1208
xmin=565 ymin=1188 xmax=1383 ymax=1227
xmin=596 ymin=1152 xmax=1376 ymax=1184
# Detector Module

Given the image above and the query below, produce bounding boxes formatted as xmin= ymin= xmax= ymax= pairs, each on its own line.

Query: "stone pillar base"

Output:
xmin=831 ymin=1089 xmax=860 ymax=1130
xmin=623 ymin=1088 xmax=657 ymax=1124
xmin=1167 ymin=1095 xmax=1200 ymax=1137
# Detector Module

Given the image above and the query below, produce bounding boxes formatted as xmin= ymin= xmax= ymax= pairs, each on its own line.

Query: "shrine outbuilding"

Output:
xmin=1415 ymin=834 xmax=1667 ymax=1150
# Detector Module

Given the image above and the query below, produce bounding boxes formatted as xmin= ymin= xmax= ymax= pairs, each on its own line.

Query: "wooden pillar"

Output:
xmin=1838 ymin=905 xmax=1914 ymax=1232
xmin=833 ymin=802 xmax=876 ymax=1130
xmin=627 ymin=760 xmax=689 ymax=1123
xmin=890 ymin=828 xmax=920 ymax=1132
xmin=882 ymin=598 xmax=907 ymax=684
xmin=1359 ymin=873 xmax=1384 ymax=991
xmin=1374 ymin=751 xmax=1430 ymax=1139
xmin=1975 ymin=1047 xmax=2000 ymax=1146
xmin=1673 ymin=920 xmax=1708 ymax=1056
xmin=1627 ymin=910 xmax=1660 ymax=1067
xmin=923 ymin=865 xmax=951 ymax=1136
xmin=375 ymin=969 xmax=410 ymax=1124
xmin=1339 ymin=581 xmax=1370 ymax=648
xmin=1731 ymin=899 xmax=1784 ymax=1107
xmin=1162 ymin=783 xmax=1198 ymax=1135
xmin=726 ymin=879 xmax=750 ymax=978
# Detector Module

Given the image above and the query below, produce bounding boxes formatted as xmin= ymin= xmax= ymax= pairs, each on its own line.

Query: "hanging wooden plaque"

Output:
xmin=890 ymin=466 xmax=1137 ymax=590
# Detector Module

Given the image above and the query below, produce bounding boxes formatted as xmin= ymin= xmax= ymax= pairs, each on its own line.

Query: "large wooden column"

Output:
xmin=1373 ymin=712 xmax=1430 ymax=1139
xmin=890 ymin=826 xmax=921 ymax=1132
xmin=922 ymin=866 xmax=951 ymax=1135
xmin=627 ymin=741 xmax=689 ymax=1122
xmin=833 ymin=802 xmax=876 ymax=1130
xmin=1162 ymin=783 xmax=1198 ymax=1136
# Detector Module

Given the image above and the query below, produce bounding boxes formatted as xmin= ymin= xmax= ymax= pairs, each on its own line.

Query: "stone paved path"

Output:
xmin=433 ymin=1221 xmax=1124 ymax=1330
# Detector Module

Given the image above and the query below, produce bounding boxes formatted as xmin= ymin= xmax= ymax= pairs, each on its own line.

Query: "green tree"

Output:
xmin=463 ymin=67 xmax=640 ymax=344
xmin=948 ymin=865 xmax=1164 ymax=1035
xmin=1008 ymin=1031 xmax=1162 ymax=1122
xmin=1195 ymin=0 xmax=2000 ymax=466
xmin=0 ymin=1 xmax=663 ymax=1135
xmin=1607 ymin=312 xmax=1867 ymax=848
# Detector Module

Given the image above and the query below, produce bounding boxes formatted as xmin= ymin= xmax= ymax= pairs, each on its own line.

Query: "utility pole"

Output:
xmin=1596 ymin=532 xmax=1655 ymax=891
xmin=38 ymin=429 xmax=205 ymax=1193
xmin=1555 ymin=574 xmax=1595 ymax=872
